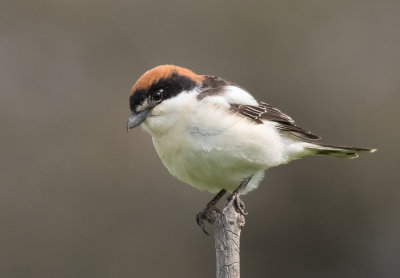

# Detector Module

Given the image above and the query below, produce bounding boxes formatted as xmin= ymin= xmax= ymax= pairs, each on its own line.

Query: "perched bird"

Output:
xmin=127 ymin=65 xmax=375 ymax=233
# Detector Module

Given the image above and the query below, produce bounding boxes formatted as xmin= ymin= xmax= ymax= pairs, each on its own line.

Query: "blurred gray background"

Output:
xmin=1 ymin=0 xmax=399 ymax=277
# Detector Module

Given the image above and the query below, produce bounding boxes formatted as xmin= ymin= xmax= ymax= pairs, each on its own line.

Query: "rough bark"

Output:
xmin=209 ymin=200 xmax=245 ymax=278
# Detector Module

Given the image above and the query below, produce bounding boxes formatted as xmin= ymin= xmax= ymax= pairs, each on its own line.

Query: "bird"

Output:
xmin=127 ymin=64 xmax=376 ymax=233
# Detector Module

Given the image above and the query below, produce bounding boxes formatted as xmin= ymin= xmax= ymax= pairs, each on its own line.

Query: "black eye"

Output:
xmin=152 ymin=89 xmax=163 ymax=102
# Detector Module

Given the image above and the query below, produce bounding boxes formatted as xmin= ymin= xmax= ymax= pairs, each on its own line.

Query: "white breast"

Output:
xmin=142 ymin=90 xmax=294 ymax=194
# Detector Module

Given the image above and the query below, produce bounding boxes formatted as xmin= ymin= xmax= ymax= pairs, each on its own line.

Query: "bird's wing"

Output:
xmin=198 ymin=76 xmax=321 ymax=141
xmin=230 ymin=101 xmax=321 ymax=141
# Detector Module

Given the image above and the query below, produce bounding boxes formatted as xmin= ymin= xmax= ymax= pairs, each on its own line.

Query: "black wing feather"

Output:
xmin=198 ymin=76 xmax=320 ymax=141
xmin=230 ymin=102 xmax=321 ymax=141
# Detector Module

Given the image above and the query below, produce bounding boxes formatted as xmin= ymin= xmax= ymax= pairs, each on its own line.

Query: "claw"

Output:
xmin=196 ymin=206 xmax=221 ymax=235
xmin=195 ymin=189 xmax=227 ymax=235
xmin=228 ymin=192 xmax=248 ymax=215
xmin=196 ymin=212 xmax=209 ymax=235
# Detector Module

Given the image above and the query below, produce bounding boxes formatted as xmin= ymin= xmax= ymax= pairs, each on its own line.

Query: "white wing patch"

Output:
xmin=223 ymin=85 xmax=258 ymax=106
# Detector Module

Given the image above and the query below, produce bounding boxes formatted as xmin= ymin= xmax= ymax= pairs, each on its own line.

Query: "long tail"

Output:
xmin=305 ymin=143 xmax=377 ymax=159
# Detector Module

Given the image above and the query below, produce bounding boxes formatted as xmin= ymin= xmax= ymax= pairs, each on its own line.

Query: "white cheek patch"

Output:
xmin=149 ymin=103 xmax=163 ymax=116
xmin=144 ymin=91 xmax=199 ymax=135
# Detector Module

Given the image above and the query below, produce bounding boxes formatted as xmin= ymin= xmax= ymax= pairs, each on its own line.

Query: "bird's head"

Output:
xmin=127 ymin=65 xmax=204 ymax=133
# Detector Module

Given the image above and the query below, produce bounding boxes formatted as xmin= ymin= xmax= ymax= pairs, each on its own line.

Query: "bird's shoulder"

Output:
xmin=197 ymin=75 xmax=321 ymax=141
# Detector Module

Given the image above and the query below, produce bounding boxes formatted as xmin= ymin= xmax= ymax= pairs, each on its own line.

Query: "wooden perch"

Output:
xmin=208 ymin=199 xmax=245 ymax=278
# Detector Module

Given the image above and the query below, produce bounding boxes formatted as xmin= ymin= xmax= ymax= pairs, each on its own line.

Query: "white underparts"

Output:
xmin=141 ymin=87 xmax=310 ymax=194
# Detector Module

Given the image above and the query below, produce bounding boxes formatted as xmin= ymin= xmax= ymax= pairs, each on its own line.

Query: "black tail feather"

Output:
xmin=307 ymin=143 xmax=376 ymax=159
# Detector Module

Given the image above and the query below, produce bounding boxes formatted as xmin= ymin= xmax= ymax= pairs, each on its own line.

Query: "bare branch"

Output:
xmin=208 ymin=199 xmax=245 ymax=278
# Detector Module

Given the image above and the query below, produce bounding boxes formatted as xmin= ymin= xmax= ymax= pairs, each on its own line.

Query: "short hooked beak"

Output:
xmin=126 ymin=110 xmax=149 ymax=131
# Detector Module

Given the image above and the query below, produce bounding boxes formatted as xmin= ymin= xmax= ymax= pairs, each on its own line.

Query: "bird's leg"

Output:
xmin=227 ymin=177 xmax=252 ymax=216
xmin=196 ymin=189 xmax=227 ymax=235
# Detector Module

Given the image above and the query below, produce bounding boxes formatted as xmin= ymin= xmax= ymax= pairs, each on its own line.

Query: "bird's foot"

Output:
xmin=227 ymin=192 xmax=248 ymax=216
xmin=196 ymin=205 xmax=222 ymax=235
xmin=196 ymin=189 xmax=227 ymax=235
